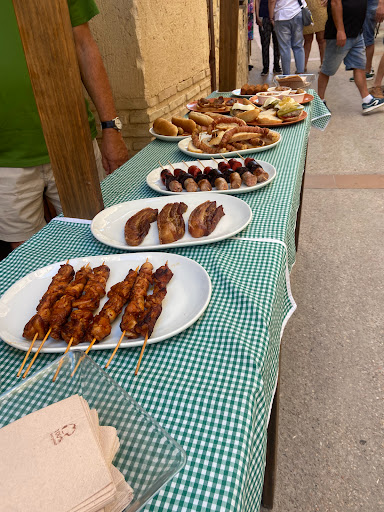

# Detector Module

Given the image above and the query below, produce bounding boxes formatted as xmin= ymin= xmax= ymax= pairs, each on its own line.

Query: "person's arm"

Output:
xmin=376 ymin=0 xmax=384 ymax=23
xmin=268 ymin=0 xmax=276 ymax=24
xmin=255 ymin=0 xmax=262 ymax=26
xmin=330 ymin=0 xmax=346 ymax=47
xmin=72 ymin=22 xmax=129 ymax=174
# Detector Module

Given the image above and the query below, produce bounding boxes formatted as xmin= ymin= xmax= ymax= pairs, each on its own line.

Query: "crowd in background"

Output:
xmin=248 ymin=0 xmax=384 ymax=112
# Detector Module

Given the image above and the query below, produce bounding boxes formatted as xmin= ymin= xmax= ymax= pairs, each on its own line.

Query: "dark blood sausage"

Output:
xmin=229 ymin=172 xmax=242 ymax=189
xmin=161 ymin=169 xmax=172 ymax=184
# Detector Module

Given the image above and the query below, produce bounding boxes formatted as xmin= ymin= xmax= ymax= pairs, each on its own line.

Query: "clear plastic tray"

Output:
xmin=0 ymin=352 xmax=186 ymax=512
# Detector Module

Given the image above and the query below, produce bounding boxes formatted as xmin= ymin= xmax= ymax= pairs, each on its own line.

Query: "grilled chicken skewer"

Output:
xmin=134 ymin=263 xmax=174 ymax=375
xmin=120 ymin=261 xmax=153 ymax=338
xmin=49 ymin=266 xmax=92 ymax=339
xmin=22 ymin=263 xmax=75 ymax=341
xmin=61 ymin=264 xmax=110 ymax=345
xmin=86 ymin=267 xmax=139 ymax=343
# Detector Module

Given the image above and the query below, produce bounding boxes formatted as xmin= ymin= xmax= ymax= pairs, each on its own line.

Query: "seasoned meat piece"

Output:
xmin=157 ymin=202 xmax=188 ymax=244
xmin=23 ymin=314 xmax=47 ymax=340
xmin=188 ymin=201 xmax=225 ymax=238
xmin=124 ymin=208 xmax=158 ymax=246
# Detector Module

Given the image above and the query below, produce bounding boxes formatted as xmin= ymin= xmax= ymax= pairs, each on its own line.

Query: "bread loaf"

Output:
xmin=171 ymin=116 xmax=196 ymax=134
xmin=188 ymin=112 xmax=213 ymax=126
xmin=153 ymin=118 xmax=178 ymax=136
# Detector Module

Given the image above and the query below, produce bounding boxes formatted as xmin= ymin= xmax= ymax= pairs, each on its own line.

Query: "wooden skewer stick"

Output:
xmin=219 ymin=154 xmax=229 ymax=162
xmin=17 ymin=332 xmax=38 ymax=377
xmin=135 ymin=331 xmax=149 ymax=376
xmin=167 ymin=160 xmax=175 ymax=170
xmin=105 ymin=331 xmax=126 ymax=369
xmin=70 ymin=337 xmax=97 ymax=378
xmin=52 ymin=337 xmax=74 ymax=382
xmin=158 ymin=161 xmax=167 ymax=171
xmin=22 ymin=327 xmax=52 ymax=379
xmin=236 ymin=152 xmax=245 ymax=161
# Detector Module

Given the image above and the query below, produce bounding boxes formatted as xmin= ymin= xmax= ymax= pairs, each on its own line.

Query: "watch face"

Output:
xmin=114 ymin=117 xmax=123 ymax=130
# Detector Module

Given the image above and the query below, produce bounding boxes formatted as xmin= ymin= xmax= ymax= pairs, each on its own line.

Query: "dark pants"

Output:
xmin=259 ymin=18 xmax=280 ymax=71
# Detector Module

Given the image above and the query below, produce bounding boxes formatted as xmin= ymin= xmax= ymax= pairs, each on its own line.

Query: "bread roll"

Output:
xmin=257 ymin=111 xmax=283 ymax=125
xmin=188 ymin=112 xmax=213 ymax=127
xmin=236 ymin=109 xmax=261 ymax=123
xmin=153 ymin=118 xmax=178 ymax=136
xmin=171 ymin=116 xmax=196 ymax=134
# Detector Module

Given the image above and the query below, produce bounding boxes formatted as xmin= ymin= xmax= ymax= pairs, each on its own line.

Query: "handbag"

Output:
xmin=297 ymin=0 xmax=313 ymax=26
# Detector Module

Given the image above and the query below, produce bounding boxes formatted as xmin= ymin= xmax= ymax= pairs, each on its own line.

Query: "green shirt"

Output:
xmin=0 ymin=0 xmax=99 ymax=168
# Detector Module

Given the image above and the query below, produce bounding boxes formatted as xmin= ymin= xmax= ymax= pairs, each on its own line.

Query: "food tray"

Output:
xmin=0 ymin=353 xmax=186 ymax=512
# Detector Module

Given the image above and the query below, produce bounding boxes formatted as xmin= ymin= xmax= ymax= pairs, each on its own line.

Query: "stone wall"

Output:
xmin=88 ymin=0 xmax=249 ymax=157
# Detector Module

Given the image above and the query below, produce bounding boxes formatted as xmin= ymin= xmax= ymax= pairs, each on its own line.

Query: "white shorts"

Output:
xmin=0 ymin=139 xmax=105 ymax=243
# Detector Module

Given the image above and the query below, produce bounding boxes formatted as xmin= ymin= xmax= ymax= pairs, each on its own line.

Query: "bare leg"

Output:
xmin=10 ymin=241 xmax=24 ymax=250
xmin=318 ymin=71 xmax=330 ymax=99
xmin=303 ymin=33 xmax=314 ymax=72
xmin=316 ymin=31 xmax=326 ymax=64
xmin=353 ymin=68 xmax=369 ymax=98
xmin=373 ymin=54 xmax=384 ymax=88
xmin=365 ymin=44 xmax=374 ymax=73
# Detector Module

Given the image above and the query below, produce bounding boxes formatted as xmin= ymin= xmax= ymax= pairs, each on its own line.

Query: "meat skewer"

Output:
xmin=70 ymin=266 xmax=139 ymax=378
xmin=49 ymin=266 xmax=92 ymax=339
xmin=22 ymin=263 xmax=75 ymax=341
xmin=23 ymin=265 xmax=91 ymax=379
xmin=105 ymin=260 xmax=153 ymax=368
xmin=53 ymin=264 xmax=111 ymax=382
xmin=20 ymin=263 xmax=75 ymax=378
xmin=61 ymin=264 xmax=110 ymax=345
xmin=134 ymin=263 xmax=174 ymax=375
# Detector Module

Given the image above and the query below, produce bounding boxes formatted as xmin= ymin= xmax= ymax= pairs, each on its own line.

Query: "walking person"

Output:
xmin=318 ymin=0 xmax=384 ymax=114
xmin=268 ymin=0 xmax=306 ymax=75
xmin=303 ymin=0 xmax=328 ymax=71
xmin=256 ymin=0 xmax=282 ymax=75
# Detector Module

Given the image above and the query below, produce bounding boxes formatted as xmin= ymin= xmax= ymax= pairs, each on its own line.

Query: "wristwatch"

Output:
xmin=101 ymin=117 xmax=122 ymax=131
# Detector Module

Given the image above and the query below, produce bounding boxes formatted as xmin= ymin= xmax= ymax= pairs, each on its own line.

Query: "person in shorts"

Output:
xmin=0 ymin=0 xmax=129 ymax=250
xmin=318 ymin=0 xmax=384 ymax=114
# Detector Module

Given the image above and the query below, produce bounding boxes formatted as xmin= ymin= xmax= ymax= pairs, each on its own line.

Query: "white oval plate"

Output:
xmin=177 ymin=132 xmax=281 ymax=159
xmin=91 ymin=194 xmax=252 ymax=251
xmin=0 ymin=253 xmax=211 ymax=353
xmin=231 ymin=89 xmax=254 ymax=98
xmin=146 ymin=159 xmax=276 ymax=195
xmin=149 ymin=127 xmax=189 ymax=142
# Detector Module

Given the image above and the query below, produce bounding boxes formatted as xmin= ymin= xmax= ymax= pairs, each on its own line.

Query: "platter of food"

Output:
xmin=91 ymin=195 xmax=252 ymax=251
xmin=146 ymin=158 xmax=276 ymax=195
xmin=232 ymin=88 xmax=255 ymax=98
xmin=0 ymin=253 xmax=212 ymax=353
xmin=233 ymin=83 xmax=270 ymax=96
xmin=251 ymin=92 xmax=314 ymax=105
xmin=149 ymin=127 xmax=189 ymax=141
xmin=186 ymin=96 xmax=235 ymax=113
xmin=178 ymin=131 xmax=280 ymax=158
xmin=248 ymin=110 xmax=308 ymax=127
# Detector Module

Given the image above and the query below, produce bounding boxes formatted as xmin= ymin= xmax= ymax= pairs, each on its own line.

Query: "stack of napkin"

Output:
xmin=0 ymin=395 xmax=133 ymax=512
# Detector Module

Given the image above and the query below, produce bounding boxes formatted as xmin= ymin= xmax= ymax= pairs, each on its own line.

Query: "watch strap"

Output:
xmin=101 ymin=120 xmax=117 ymax=129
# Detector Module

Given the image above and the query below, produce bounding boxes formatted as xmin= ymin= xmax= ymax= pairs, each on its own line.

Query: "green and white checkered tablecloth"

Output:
xmin=0 ymin=93 xmax=328 ymax=511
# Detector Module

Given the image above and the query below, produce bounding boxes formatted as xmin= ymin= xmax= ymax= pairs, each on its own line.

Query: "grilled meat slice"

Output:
xmin=188 ymin=201 xmax=225 ymax=238
xmin=157 ymin=202 xmax=188 ymax=244
xmin=124 ymin=208 xmax=158 ymax=246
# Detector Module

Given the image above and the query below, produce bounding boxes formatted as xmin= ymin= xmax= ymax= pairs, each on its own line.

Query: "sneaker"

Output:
xmin=273 ymin=66 xmax=282 ymax=74
xmin=362 ymin=96 xmax=384 ymax=114
xmin=261 ymin=68 xmax=269 ymax=76
xmin=350 ymin=71 xmax=375 ymax=82
xmin=369 ymin=86 xmax=384 ymax=98
xmin=366 ymin=71 xmax=375 ymax=80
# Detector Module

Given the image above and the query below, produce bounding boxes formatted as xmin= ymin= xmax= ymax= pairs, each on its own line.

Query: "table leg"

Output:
xmin=295 ymin=146 xmax=308 ymax=252
xmin=261 ymin=376 xmax=280 ymax=509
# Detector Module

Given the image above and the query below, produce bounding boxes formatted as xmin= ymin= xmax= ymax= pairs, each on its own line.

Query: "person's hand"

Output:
xmin=256 ymin=15 xmax=262 ymax=27
xmin=336 ymin=29 xmax=346 ymax=47
xmin=100 ymin=129 xmax=129 ymax=174
xmin=270 ymin=17 xmax=274 ymax=26
xmin=376 ymin=3 xmax=384 ymax=23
